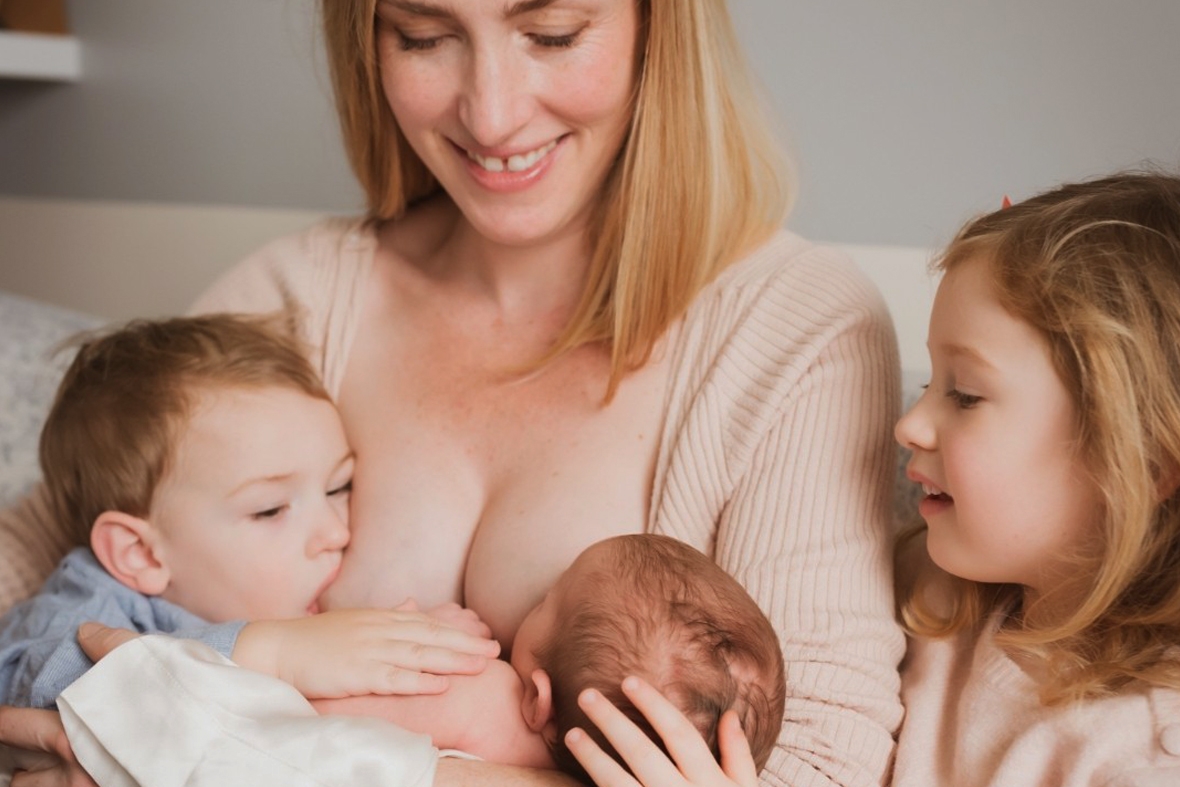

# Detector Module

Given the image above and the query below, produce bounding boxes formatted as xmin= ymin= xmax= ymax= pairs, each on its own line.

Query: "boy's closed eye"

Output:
xmin=250 ymin=504 xmax=288 ymax=521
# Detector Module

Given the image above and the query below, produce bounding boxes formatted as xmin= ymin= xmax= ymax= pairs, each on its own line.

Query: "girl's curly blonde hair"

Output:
xmin=897 ymin=171 xmax=1180 ymax=704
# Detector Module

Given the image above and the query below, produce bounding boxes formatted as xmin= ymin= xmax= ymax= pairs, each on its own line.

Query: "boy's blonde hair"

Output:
xmin=40 ymin=313 xmax=329 ymax=545
xmin=320 ymin=0 xmax=791 ymax=398
xmin=535 ymin=534 xmax=786 ymax=780
xmin=897 ymin=171 xmax=1180 ymax=703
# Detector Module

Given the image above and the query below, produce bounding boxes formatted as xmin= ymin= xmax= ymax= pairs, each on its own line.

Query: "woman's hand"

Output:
xmin=0 ymin=624 xmax=138 ymax=787
xmin=564 ymin=677 xmax=759 ymax=787
xmin=0 ymin=706 xmax=94 ymax=787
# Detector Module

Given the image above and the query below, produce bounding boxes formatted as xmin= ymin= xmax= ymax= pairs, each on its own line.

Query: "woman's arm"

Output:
xmin=716 ymin=265 xmax=905 ymax=786
xmin=653 ymin=242 xmax=906 ymax=787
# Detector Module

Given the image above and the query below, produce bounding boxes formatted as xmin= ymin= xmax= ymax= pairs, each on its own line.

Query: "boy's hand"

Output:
xmin=395 ymin=598 xmax=493 ymax=640
xmin=233 ymin=608 xmax=501 ymax=699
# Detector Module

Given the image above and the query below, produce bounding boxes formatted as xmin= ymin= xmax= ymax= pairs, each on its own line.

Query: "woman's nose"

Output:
xmin=459 ymin=47 xmax=531 ymax=147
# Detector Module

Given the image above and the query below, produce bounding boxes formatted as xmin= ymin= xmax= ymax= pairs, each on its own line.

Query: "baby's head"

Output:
xmin=897 ymin=171 xmax=1180 ymax=700
xmin=509 ymin=534 xmax=785 ymax=781
xmin=40 ymin=313 xmax=354 ymax=622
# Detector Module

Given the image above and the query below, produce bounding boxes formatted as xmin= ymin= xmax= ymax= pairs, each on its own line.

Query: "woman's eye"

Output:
xmin=328 ymin=480 xmax=353 ymax=498
xmin=251 ymin=505 xmax=287 ymax=521
xmin=397 ymin=32 xmax=444 ymax=51
xmin=530 ymin=31 xmax=580 ymax=48
xmin=946 ymin=389 xmax=982 ymax=409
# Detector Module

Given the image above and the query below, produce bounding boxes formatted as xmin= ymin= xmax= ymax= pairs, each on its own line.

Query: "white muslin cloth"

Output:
xmin=55 ymin=635 xmax=440 ymax=787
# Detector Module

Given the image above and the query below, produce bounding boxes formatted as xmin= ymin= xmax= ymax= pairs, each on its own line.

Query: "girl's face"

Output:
xmin=895 ymin=255 xmax=1101 ymax=599
xmin=375 ymin=0 xmax=639 ymax=249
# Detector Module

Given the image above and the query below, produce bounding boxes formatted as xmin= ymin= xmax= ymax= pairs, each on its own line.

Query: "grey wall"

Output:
xmin=2 ymin=0 xmax=1178 ymax=249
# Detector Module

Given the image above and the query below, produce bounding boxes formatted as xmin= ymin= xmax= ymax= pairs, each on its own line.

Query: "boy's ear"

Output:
xmin=90 ymin=510 xmax=171 ymax=596
xmin=521 ymin=668 xmax=555 ymax=734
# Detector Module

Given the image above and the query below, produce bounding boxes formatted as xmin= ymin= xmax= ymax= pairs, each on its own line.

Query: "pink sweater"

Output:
xmin=894 ymin=614 xmax=1180 ymax=786
xmin=0 ymin=219 xmax=905 ymax=786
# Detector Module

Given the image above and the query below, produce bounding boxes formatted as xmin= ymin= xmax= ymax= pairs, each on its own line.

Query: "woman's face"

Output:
xmin=375 ymin=0 xmax=640 ymax=249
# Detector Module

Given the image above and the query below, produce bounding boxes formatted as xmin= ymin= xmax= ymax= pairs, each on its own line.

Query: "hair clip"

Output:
xmin=1001 ymin=195 xmax=1012 ymax=209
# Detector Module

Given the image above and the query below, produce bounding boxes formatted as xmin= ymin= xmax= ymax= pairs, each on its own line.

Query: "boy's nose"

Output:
xmin=309 ymin=510 xmax=350 ymax=555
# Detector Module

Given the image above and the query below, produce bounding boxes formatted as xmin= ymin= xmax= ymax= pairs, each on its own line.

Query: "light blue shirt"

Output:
xmin=0 ymin=547 xmax=245 ymax=708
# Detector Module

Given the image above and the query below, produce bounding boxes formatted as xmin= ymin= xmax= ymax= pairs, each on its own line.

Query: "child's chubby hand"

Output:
xmin=393 ymin=597 xmax=493 ymax=639
xmin=233 ymin=607 xmax=502 ymax=699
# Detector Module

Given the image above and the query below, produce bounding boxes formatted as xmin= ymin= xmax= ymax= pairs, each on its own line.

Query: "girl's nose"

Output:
xmin=895 ymin=391 xmax=935 ymax=451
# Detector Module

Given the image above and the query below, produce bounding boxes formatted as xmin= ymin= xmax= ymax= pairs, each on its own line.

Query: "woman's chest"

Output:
xmin=325 ymin=323 xmax=670 ymax=647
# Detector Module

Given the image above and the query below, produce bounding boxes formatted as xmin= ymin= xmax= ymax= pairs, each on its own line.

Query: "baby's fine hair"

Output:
xmin=536 ymin=534 xmax=786 ymax=781
xmin=40 ymin=312 xmax=328 ymax=545
xmin=898 ymin=171 xmax=1180 ymax=703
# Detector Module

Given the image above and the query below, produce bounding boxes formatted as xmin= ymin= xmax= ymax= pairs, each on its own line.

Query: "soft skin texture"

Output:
xmin=0 ymin=219 xmax=904 ymax=786
xmin=895 ymin=256 xmax=1101 ymax=604
xmin=373 ymin=0 xmax=639 ymax=249
xmin=144 ymin=386 xmax=353 ymax=623
xmin=190 ymin=219 xmax=906 ymax=786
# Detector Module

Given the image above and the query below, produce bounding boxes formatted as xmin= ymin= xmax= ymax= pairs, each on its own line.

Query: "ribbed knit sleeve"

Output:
xmin=650 ymin=231 xmax=905 ymax=787
xmin=189 ymin=217 xmax=374 ymax=399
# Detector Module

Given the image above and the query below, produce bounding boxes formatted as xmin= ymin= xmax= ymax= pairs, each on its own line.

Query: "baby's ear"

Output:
xmin=91 ymin=511 xmax=170 ymax=595
xmin=521 ymin=668 xmax=555 ymax=734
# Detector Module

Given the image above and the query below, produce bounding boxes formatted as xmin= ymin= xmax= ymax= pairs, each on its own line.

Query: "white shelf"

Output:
xmin=0 ymin=30 xmax=81 ymax=81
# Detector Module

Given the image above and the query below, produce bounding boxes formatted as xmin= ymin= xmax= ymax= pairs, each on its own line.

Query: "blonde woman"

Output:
xmin=0 ymin=1 xmax=904 ymax=785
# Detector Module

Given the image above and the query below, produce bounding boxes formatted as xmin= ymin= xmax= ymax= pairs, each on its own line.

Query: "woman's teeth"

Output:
xmin=467 ymin=140 xmax=557 ymax=173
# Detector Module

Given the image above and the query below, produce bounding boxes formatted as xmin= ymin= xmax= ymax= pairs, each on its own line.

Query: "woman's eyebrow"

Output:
xmin=383 ymin=0 xmax=453 ymax=19
xmin=505 ymin=0 xmax=559 ymax=17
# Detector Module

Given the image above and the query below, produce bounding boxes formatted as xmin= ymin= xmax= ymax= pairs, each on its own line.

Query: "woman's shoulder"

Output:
xmin=678 ymin=229 xmax=896 ymax=368
xmin=190 ymin=216 xmax=375 ymax=317
xmin=697 ymin=229 xmax=892 ymax=331
xmin=190 ymin=216 xmax=378 ymax=396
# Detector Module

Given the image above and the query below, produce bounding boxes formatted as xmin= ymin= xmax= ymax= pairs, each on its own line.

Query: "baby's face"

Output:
xmin=509 ymin=540 xmax=615 ymax=681
xmin=148 ymin=385 xmax=354 ymax=623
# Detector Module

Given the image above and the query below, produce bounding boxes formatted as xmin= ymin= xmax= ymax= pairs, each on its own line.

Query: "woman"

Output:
xmin=0 ymin=0 xmax=904 ymax=785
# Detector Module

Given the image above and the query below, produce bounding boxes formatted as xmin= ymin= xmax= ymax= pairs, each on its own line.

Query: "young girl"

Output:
xmin=893 ymin=172 xmax=1180 ymax=786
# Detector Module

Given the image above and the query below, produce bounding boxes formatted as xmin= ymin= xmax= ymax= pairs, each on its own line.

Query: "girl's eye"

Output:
xmin=946 ymin=389 xmax=982 ymax=409
xmin=251 ymin=505 xmax=287 ymax=521
xmin=328 ymin=480 xmax=353 ymax=498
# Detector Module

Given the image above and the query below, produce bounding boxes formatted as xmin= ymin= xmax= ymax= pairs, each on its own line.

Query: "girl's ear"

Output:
xmin=91 ymin=510 xmax=171 ymax=595
xmin=521 ymin=668 xmax=555 ymax=735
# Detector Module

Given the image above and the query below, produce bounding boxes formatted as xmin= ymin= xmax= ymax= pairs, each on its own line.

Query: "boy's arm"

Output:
xmin=231 ymin=608 xmax=501 ymax=699
xmin=312 ymin=659 xmax=555 ymax=770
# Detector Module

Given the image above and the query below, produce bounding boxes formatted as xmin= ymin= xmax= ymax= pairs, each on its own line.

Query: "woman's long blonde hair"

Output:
xmin=897 ymin=172 xmax=1180 ymax=704
xmin=320 ymin=0 xmax=791 ymax=397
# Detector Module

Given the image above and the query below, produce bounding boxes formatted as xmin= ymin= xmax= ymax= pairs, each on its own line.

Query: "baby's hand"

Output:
xmin=233 ymin=608 xmax=501 ymax=699
xmin=395 ymin=598 xmax=493 ymax=640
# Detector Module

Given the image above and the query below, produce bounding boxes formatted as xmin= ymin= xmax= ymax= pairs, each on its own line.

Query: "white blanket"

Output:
xmin=55 ymin=636 xmax=440 ymax=787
